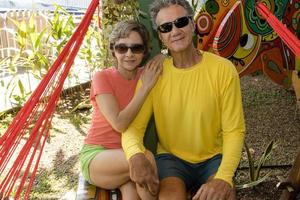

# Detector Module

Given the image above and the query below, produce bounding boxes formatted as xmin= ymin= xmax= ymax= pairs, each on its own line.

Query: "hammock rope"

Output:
xmin=0 ymin=0 xmax=99 ymax=199
xmin=256 ymin=2 xmax=300 ymax=57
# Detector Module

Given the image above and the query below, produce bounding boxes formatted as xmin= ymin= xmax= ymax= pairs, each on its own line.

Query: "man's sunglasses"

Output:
xmin=157 ymin=16 xmax=192 ymax=33
xmin=114 ymin=43 xmax=145 ymax=54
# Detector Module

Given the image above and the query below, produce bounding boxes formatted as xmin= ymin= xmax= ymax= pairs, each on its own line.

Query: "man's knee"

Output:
xmin=159 ymin=177 xmax=186 ymax=200
xmin=159 ymin=188 xmax=186 ymax=200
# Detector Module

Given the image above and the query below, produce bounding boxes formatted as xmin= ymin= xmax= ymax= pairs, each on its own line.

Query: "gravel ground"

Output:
xmin=237 ymin=74 xmax=300 ymax=200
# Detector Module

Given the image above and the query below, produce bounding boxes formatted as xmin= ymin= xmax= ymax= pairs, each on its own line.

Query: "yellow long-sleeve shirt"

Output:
xmin=122 ymin=51 xmax=245 ymax=185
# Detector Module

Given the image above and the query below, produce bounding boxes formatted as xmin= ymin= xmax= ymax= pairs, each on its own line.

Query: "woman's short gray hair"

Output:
xmin=109 ymin=20 xmax=150 ymax=57
xmin=149 ymin=0 xmax=194 ymax=30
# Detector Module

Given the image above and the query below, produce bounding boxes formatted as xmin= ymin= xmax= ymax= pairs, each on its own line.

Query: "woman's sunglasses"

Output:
xmin=157 ymin=16 xmax=192 ymax=33
xmin=114 ymin=43 xmax=145 ymax=54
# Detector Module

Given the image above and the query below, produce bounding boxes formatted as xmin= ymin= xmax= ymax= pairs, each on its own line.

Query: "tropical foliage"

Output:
xmin=100 ymin=0 xmax=139 ymax=67
xmin=0 ymin=5 xmax=99 ymax=107
xmin=236 ymin=140 xmax=278 ymax=189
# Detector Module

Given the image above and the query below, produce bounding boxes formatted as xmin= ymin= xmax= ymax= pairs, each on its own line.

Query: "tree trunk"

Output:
xmin=292 ymin=70 xmax=300 ymax=110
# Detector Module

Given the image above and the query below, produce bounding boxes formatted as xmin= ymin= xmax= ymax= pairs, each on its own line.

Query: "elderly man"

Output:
xmin=122 ymin=0 xmax=245 ymax=200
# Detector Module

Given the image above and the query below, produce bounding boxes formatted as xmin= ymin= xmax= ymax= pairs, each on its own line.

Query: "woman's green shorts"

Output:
xmin=79 ymin=144 xmax=106 ymax=183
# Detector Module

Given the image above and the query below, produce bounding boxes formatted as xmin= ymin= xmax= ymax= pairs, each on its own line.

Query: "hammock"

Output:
xmin=256 ymin=2 xmax=300 ymax=58
xmin=0 ymin=0 xmax=99 ymax=199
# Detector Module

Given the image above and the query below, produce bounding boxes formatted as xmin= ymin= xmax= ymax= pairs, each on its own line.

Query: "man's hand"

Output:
xmin=129 ymin=153 xmax=159 ymax=195
xmin=192 ymin=178 xmax=233 ymax=200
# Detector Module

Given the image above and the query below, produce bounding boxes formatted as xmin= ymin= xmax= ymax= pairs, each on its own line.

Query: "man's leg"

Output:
xmin=159 ymin=177 xmax=187 ymax=200
xmin=155 ymin=154 xmax=193 ymax=200
xmin=194 ymin=154 xmax=222 ymax=188
xmin=193 ymin=154 xmax=236 ymax=200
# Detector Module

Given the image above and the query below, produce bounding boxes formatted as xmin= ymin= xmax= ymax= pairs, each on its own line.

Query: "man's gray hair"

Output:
xmin=149 ymin=0 xmax=194 ymax=30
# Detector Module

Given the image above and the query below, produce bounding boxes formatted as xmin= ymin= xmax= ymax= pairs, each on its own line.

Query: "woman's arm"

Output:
xmin=96 ymin=54 xmax=164 ymax=132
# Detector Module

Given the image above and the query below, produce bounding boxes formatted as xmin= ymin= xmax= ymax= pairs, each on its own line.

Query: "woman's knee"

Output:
xmin=88 ymin=150 xmax=130 ymax=188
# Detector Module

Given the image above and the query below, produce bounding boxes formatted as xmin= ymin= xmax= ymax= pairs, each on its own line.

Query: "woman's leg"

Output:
xmin=89 ymin=149 xmax=157 ymax=200
xmin=89 ymin=149 xmax=130 ymax=189
xmin=119 ymin=181 xmax=140 ymax=200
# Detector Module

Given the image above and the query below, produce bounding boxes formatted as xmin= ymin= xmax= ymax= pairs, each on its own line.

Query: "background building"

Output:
xmin=0 ymin=0 xmax=91 ymax=10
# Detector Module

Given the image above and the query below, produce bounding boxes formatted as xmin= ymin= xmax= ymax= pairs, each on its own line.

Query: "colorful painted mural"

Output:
xmin=195 ymin=0 xmax=300 ymax=87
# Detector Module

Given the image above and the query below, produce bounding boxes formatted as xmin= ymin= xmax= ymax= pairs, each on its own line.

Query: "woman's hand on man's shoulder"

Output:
xmin=141 ymin=54 xmax=165 ymax=90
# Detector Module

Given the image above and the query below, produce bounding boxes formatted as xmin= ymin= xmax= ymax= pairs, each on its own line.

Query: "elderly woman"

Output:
xmin=79 ymin=20 xmax=162 ymax=200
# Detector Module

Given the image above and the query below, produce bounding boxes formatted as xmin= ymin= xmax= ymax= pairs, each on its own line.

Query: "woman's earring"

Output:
xmin=161 ymin=43 xmax=169 ymax=55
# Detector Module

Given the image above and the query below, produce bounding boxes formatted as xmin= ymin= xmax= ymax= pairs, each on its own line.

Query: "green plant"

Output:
xmin=100 ymin=0 xmax=140 ymax=67
xmin=78 ymin=19 xmax=102 ymax=75
xmin=0 ymin=13 xmax=51 ymax=106
xmin=0 ymin=113 xmax=14 ymax=135
xmin=30 ymin=170 xmax=56 ymax=197
xmin=236 ymin=140 xmax=278 ymax=189
xmin=0 ymin=6 xmax=84 ymax=107
xmin=191 ymin=0 xmax=202 ymax=12
xmin=48 ymin=5 xmax=76 ymax=55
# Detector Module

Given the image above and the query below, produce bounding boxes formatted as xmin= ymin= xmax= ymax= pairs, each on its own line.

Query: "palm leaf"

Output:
xmin=244 ymin=142 xmax=255 ymax=181
xmin=236 ymin=172 xmax=271 ymax=190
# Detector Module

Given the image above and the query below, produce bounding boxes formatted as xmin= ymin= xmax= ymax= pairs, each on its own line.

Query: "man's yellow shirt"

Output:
xmin=122 ymin=51 xmax=245 ymax=186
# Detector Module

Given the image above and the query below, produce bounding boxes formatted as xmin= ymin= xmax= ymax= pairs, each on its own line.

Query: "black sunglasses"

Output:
xmin=157 ymin=16 xmax=192 ymax=33
xmin=114 ymin=43 xmax=145 ymax=54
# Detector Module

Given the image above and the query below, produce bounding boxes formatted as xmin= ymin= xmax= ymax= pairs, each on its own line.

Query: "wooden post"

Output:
xmin=292 ymin=70 xmax=300 ymax=110
xmin=279 ymin=150 xmax=300 ymax=200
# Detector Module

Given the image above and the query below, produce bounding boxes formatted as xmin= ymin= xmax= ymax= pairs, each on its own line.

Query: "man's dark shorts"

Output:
xmin=155 ymin=153 xmax=222 ymax=190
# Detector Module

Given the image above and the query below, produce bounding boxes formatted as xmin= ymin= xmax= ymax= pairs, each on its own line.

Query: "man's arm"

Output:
xmin=121 ymin=80 xmax=154 ymax=158
xmin=122 ymin=81 xmax=159 ymax=195
xmin=193 ymin=61 xmax=245 ymax=200
xmin=214 ymin=62 xmax=245 ymax=185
